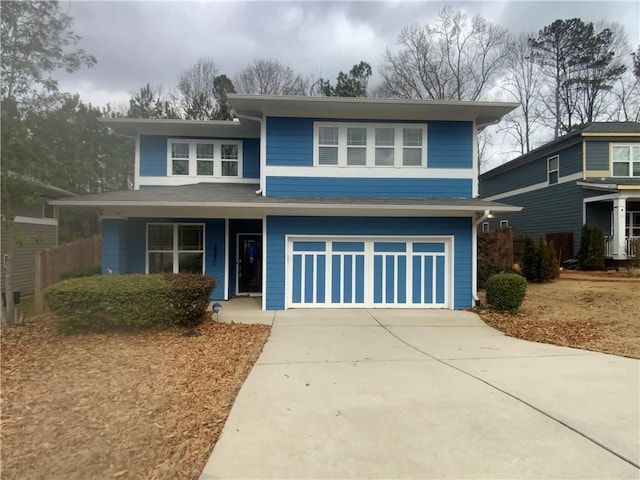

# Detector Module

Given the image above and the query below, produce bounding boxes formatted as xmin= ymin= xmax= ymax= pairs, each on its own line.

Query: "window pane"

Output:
xmin=178 ymin=225 xmax=203 ymax=250
xmin=148 ymin=225 xmax=173 ymax=250
xmin=375 ymin=128 xmax=394 ymax=146
xmin=612 ymin=146 xmax=629 ymax=162
xmin=375 ymin=148 xmax=394 ymax=166
xmin=172 ymin=143 xmax=189 ymax=159
xmin=148 ymin=252 xmax=173 ymax=273
xmin=613 ymin=162 xmax=629 ymax=176
xmin=197 ymin=160 xmax=214 ymax=176
xmin=197 ymin=144 xmax=214 ymax=159
xmin=319 ymin=146 xmax=338 ymax=165
xmin=221 ymin=161 xmax=238 ymax=176
xmin=347 ymin=127 xmax=366 ymax=146
xmin=403 ymin=148 xmax=422 ymax=166
xmin=172 ymin=159 xmax=189 ymax=175
xmin=403 ymin=128 xmax=422 ymax=146
xmin=633 ymin=162 xmax=640 ymax=176
xmin=178 ymin=252 xmax=203 ymax=273
xmin=632 ymin=146 xmax=640 ymax=162
xmin=347 ymin=147 xmax=366 ymax=166
xmin=319 ymin=127 xmax=338 ymax=145
xmin=548 ymin=171 xmax=558 ymax=184
xmin=548 ymin=156 xmax=558 ymax=171
xmin=221 ymin=144 xmax=238 ymax=159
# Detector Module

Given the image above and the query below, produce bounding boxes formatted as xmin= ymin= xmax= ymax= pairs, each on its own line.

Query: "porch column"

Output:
xmin=612 ymin=198 xmax=626 ymax=260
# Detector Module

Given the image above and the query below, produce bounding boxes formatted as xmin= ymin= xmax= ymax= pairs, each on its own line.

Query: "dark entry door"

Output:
xmin=238 ymin=234 xmax=262 ymax=293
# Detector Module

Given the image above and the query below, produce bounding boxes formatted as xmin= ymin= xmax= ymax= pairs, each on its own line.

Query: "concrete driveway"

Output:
xmin=200 ymin=309 xmax=640 ymax=479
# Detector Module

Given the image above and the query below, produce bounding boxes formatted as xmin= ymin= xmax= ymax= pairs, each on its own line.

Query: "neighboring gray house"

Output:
xmin=1 ymin=180 xmax=74 ymax=296
xmin=479 ymin=122 xmax=640 ymax=262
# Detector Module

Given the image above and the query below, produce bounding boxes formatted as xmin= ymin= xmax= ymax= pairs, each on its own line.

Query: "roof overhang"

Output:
xmin=227 ymin=94 xmax=519 ymax=126
xmin=99 ymin=118 xmax=260 ymax=138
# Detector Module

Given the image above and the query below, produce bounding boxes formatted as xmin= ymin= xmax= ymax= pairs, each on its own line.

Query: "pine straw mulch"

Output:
xmin=0 ymin=316 xmax=270 ymax=480
xmin=475 ymin=277 xmax=640 ymax=359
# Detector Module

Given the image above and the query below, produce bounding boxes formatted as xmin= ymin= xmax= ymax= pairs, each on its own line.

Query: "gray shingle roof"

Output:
xmin=50 ymin=182 xmax=520 ymax=212
xmin=580 ymin=177 xmax=640 ymax=186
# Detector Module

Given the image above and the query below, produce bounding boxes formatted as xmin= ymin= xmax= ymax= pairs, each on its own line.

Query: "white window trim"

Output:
xmin=145 ymin=223 xmax=205 ymax=274
xmin=313 ymin=122 xmax=427 ymax=168
xmin=500 ymin=220 xmax=509 ymax=228
xmin=167 ymin=138 xmax=243 ymax=178
xmin=481 ymin=222 xmax=489 ymax=233
xmin=42 ymin=199 xmax=56 ymax=219
xmin=611 ymin=143 xmax=640 ymax=178
xmin=547 ymin=155 xmax=559 ymax=185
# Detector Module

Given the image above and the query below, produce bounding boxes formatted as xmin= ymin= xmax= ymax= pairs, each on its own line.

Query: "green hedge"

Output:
xmin=485 ymin=273 xmax=527 ymax=314
xmin=59 ymin=266 xmax=102 ymax=281
xmin=45 ymin=273 xmax=216 ymax=333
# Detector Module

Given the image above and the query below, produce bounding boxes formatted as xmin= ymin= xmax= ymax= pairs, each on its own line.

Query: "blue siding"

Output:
xmin=101 ymin=219 xmax=128 ymax=274
xmin=265 ymin=216 xmax=472 ymax=310
xmin=266 ymin=177 xmax=472 ymax=198
xmin=140 ymin=136 xmax=167 ymax=176
xmin=266 ymin=117 xmax=314 ymax=166
xmin=428 ymin=121 xmax=473 ymax=168
xmin=243 ymin=138 xmax=260 ymax=178
xmin=139 ymin=135 xmax=260 ymax=179
xmin=102 ymin=217 xmax=227 ymax=301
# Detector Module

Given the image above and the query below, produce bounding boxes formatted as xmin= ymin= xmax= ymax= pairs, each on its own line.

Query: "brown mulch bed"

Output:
xmin=476 ymin=278 xmax=640 ymax=359
xmin=0 ymin=316 xmax=270 ymax=480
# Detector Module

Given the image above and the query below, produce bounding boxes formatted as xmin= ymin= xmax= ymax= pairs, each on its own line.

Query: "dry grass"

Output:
xmin=0 ymin=316 xmax=270 ymax=480
xmin=478 ymin=273 xmax=640 ymax=358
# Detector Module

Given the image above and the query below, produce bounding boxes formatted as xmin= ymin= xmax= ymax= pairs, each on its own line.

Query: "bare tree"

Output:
xmin=498 ymin=34 xmax=545 ymax=154
xmin=379 ymin=6 xmax=510 ymax=101
xmin=235 ymin=58 xmax=308 ymax=95
xmin=177 ymin=57 xmax=222 ymax=119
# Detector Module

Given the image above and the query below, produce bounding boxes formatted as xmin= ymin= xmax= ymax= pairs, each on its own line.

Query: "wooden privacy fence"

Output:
xmin=35 ymin=235 xmax=101 ymax=313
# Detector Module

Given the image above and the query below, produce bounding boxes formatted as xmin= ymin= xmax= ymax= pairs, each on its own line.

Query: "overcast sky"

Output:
xmin=57 ymin=0 xmax=640 ymax=110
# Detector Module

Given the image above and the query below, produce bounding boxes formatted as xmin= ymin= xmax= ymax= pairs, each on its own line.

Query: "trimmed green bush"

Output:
xmin=586 ymin=226 xmax=606 ymax=270
xmin=485 ymin=273 xmax=527 ymax=314
xmin=521 ymin=235 xmax=539 ymax=282
xmin=45 ymin=273 xmax=216 ymax=333
xmin=539 ymin=237 xmax=560 ymax=282
xmin=576 ymin=224 xmax=591 ymax=269
xmin=161 ymin=273 xmax=217 ymax=326
xmin=59 ymin=266 xmax=102 ymax=281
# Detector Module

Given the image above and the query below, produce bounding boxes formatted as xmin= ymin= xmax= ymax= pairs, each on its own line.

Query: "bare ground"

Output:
xmin=0 ymin=317 xmax=270 ymax=480
xmin=477 ymin=274 xmax=640 ymax=358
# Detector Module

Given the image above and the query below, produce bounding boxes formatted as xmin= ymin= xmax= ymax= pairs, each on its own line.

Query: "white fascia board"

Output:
xmin=575 ymin=181 xmax=618 ymax=191
xmin=138 ymin=177 xmax=260 ymax=187
xmin=13 ymin=216 xmax=58 ymax=226
xmin=264 ymin=165 xmax=473 ymax=179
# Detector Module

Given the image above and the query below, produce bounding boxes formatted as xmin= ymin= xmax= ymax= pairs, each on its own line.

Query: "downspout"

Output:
xmin=472 ymin=209 xmax=493 ymax=304
xmin=235 ymin=113 xmax=264 ymax=195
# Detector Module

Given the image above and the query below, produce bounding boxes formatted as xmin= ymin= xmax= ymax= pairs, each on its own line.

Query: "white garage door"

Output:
xmin=286 ymin=236 xmax=452 ymax=308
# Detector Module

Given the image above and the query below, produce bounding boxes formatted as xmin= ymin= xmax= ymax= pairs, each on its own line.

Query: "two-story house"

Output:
xmin=52 ymin=95 xmax=519 ymax=310
xmin=479 ymin=123 xmax=640 ymax=263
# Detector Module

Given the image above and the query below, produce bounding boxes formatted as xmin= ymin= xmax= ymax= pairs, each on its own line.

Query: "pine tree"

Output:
xmin=522 ymin=235 xmax=539 ymax=281
xmin=577 ymin=224 xmax=592 ymax=269
xmin=586 ymin=227 xmax=606 ymax=270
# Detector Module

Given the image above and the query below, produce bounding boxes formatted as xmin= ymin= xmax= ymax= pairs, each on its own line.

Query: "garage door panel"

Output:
xmin=288 ymin=237 xmax=450 ymax=308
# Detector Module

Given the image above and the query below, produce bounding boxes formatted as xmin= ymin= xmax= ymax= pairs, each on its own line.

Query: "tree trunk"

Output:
xmin=1 ymin=222 xmax=16 ymax=326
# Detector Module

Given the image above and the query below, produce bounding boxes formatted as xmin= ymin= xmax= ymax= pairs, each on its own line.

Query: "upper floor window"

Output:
xmin=314 ymin=123 xmax=427 ymax=168
xmin=168 ymin=139 xmax=242 ymax=178
xmin=547 ymin=155 xmax=559 ymax=184
xmin=612 ymin=144 xmax=640 ymax=177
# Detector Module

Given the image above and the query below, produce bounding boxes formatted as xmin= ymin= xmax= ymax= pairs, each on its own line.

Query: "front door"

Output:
xmin=238 ymin=234 xmax=262 ymax=294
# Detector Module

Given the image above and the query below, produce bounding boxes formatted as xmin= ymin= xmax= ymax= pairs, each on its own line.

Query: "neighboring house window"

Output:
xmin=500 ymin=220 xmax=509 ymax=228
xmin=611 ymin=144 xmax=640 ymax=177
xmin=147 ymin=224 xmax=204 ymax=274
xmin=481 ymin=222 xmax=489 ymax=233
xmin=167 ymin=139 xmax=242 ymax=177
xmin=628 ymin=211 xmax=640 ymax=238
xmin=547 ymin=155 xmax=559 ymax=184
xmin=43 ymin=200 xmax=55 ymax=219
xmin=314 ymin=123 xmax=427 ymax=168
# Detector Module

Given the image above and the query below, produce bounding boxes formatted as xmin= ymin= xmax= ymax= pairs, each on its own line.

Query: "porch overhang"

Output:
xmin=49 ymin=183 xmax=521 ymax=219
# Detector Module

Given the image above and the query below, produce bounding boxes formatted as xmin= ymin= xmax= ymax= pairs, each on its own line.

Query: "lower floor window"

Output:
xmin=147 ymin=224 xmax=204 ymax=274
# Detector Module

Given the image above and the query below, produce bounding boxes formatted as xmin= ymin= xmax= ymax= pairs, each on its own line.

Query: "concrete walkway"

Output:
xmin=200 ymin=309 xmax=640 ymax=479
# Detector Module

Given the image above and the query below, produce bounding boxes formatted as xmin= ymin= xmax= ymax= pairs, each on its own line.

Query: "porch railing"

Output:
xmin=605 ymin=236 xmax=639 ymax=259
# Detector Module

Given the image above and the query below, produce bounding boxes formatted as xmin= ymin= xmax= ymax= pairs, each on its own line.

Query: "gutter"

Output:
xmin=471 ymin=209 xmax=494 ymax=304
xmin=235 ymin=113 xmax=264 ymax=195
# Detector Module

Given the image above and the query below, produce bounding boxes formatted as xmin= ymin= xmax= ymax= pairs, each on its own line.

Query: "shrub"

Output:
xmin=59 ymin=266 xmax=102 ymax=281
xmin=45 ymin=273 xmax=216 ymax=333
xmin=521 ymin=235 xmax=539 ymax=282
xmin=577 ymin=224 xmax=592 ymax=269
xmin=161 ymin=273 xmax=217 ymax=326
xmin=539 ymin=237 xmax=560 ymax=282
xmin=485 ymin=273 xmax=527 ymax=314
xmin=586 ymin=226 xmax=606 ymax=271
